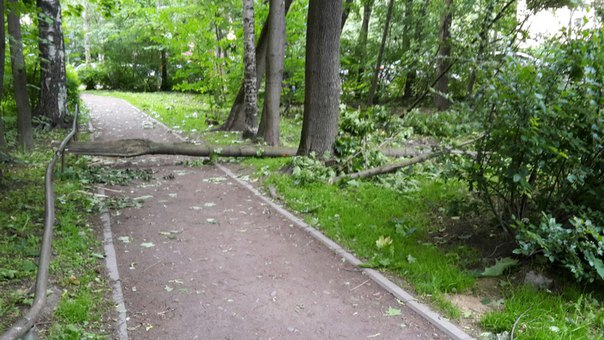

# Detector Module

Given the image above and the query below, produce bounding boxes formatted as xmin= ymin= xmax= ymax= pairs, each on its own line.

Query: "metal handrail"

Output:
xmin=1 ymin=108 xmax=79 ymax=340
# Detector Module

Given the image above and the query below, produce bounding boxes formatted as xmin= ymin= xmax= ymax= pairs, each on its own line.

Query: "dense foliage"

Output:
xmin=469 ymin=26 xmax=604 ymax=281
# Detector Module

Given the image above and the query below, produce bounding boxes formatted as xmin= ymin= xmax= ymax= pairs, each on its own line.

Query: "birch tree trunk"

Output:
xmin=37 ymin=0 xmax=68 ymax=127
xmin=0 ymin=0 xmax=6 ymax=150
xmin=8 ymin=0 xmax=33 ymax=151
xmin=297 ymin=0 xmax=342 ymax=157
xmin=258 ymin=0 xmax=286 ymax=146
xmin=242 ymin=0 xmax=258 ymax=139
xmin=222 ymin=0 xmax=294 ymax=132
xmin=367 ymin=0 xmax=395 ymax=105
xmin=434 ymin=0 xmax=453 ymax=111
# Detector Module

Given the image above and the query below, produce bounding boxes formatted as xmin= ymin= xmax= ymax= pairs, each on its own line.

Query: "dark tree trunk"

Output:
xmin=466 ymin=0 xmax=494 ymax=98
xmin=403 ymin=0 xmax=428 ymax=100
xmin=367 ymin=0 xmax=395 ymax=105
xmin=434 ymin=0 xmax=453 ymax=111
xmin=242 ymin=0 xmax=258 ymax=139
xmin=341 ymin=0 xmax=353 ymax=29
xmin=8 ymin=0 xmax=32 ymax=151
xmin=222 ymin=0 xmax=294 ymax=131
xmin=160 ymin=49 xmax=170 ymax=91
xmin=356 ymin=0 xmax=374 ymax=83
xmin=400 ymin=0 xmax=413 ymax=97
xmin=297 ymin=0 xmax=342 ymax=157
xmin=0 ymin=0 xmax=7 ymax=150
xmin=37 ymin=0 xmax=68 ymax=127
xmin=258 ymin=0 xmax=286 ymax=146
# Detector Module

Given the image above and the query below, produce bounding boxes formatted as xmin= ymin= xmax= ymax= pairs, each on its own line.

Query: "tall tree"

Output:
xmin=222 ymin=0 xmax=294 ymax=131
xmin=367 ymin=0 xmax=395 ymax=105
xmin=8 ymin=0 xmax=33 ymax=151
xmin=258 ymin=0 xmax=286 ymax=146
xmin=297 ymin=0 xmax=342 ymax=156
xmin=0 ymin=0 xmax=7 ymax=150
xmin=356 ymin=0 xmax=374 ymax=83
xmin=37 ymin=0 xmax=69 ymax=127
xmin=242 ymin=0 xmax=258 ymax=138
xmin=402 ymin=0 xmax=428 ymax=100
xmin=434 ymin=0 xmax=453 ymax=110
xmin=466 ymin=0 xmax=494 ymax=98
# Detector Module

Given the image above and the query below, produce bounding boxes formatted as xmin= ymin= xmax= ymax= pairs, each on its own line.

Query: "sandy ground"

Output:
xmin=83 ymin=93 xmax=449 ymax=340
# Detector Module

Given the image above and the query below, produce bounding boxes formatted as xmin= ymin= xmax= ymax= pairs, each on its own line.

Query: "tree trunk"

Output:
xmin=356 ymin=0 xmax=374 ymax=83
xmin=37 ymin=0 xmax=68 ymax=127
xmin=341 ymin=0 xmax=353 ymax=29
xmin=403 ymin=0 xmax=428 ymax=100
xmin=466 ymin=0 xmax=494 ymax=98
xmin=367 ymin=0 xmax=395 ymax=106
xmin=434 ymin=0 xmax=453 ymax=111
xmin=400 ymin=0 xmax=413 ymax=98
xmin=221 ymin=0 xmax=294 ymax=131
xmin=297 ymin=0 xmax=342 ymax=157
xmin=258 ymin=0 xmax=286 ymax=146
xmin=0 ymin=0 xmax=6 ymax=150
xmin=242 ymin=0 xmax=258 ymax=139
xmin=8 ymin=0 xmax=33 ymax=151
xmin=83 ymin=3 xmax=91 ymax=64
xmin=160 ymin=49 xmax=170 ymax=91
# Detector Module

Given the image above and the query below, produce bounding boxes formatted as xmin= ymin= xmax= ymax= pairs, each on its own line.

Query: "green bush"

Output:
xmin=77 ymin=64 xmax=99 ymax=90
xmin=470 ymin=27 xmax=604 ymax=282
xmin=66 ymin=65 xmax=81 ymax=112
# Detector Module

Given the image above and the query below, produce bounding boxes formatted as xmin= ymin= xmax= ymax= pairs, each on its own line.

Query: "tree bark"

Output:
xmin=0 ymin=0 xmax=7 ymax=150
xmin=434 ymin=0 xmax=453 ymax=111
xmin=64 ymin=139 xmax=298 ymax=158
xmin=159 ymin=49 xmax=170 ymax=91
xmin=83 ymin=2 xmax=91 ymax=64
xmin=242 ymin=0 xmax=258 ymax=139
xmin=37 ymin=0 xmax=68 ymax=127
xmin=258 ymin=0 xmax=286 ymax=146
xmin=356 ymin=0 xmax=374 ymax=83
xmin=466 ymin=0 xmax=494 ymax=98
xmin=221 ymin=0 xmax=294 ymax=131
xmin=367 ymin=0 xmax=395 ymax=105
xmin=297 ymin=0 xmax=342 ymax=157
xmin=341 ymin=0 xmax=353 ymax=29
xmin=403 ymin=0 xmax=428 ymax=100
xmin=8 ymin=0 xmax=33 ymax=151
xmin=63 ymin=139 xmax=435 ymax=159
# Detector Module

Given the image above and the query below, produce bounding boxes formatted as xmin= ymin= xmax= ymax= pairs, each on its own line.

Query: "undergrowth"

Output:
xmin=0 ymin=128 xmax=152 ymax=337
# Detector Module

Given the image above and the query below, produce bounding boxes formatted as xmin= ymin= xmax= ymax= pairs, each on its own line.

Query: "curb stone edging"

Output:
xmin=217 ymin=164 xmax=476 ymax=340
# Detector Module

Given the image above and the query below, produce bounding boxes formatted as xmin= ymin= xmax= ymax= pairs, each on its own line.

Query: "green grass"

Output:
xmin=481 ymin=286 xmax=604 ymax=339
xmin=101 ymin=91 xmax=604 ymax=338
xmin=0 ymin=130 xmax=112 ymax=337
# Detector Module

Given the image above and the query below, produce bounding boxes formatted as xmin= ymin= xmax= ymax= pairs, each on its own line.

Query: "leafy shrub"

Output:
xmin=77 ymin=64 xmax=99 ymax=90
xmin=66 ymin=65 xmax=81 ymax=112
xmin=470 ymin=27 xmax=604 ymax=281
xmin=514 ymin=214 xmax=604 ymax=282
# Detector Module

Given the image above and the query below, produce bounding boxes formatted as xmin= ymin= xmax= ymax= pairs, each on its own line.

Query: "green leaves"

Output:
xmin=480 ymin=257 xmax=518 ymax=277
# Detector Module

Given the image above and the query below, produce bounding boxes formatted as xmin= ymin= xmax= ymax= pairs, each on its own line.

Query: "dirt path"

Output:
xmin=83 ymin=94 xmax=452 ymax=339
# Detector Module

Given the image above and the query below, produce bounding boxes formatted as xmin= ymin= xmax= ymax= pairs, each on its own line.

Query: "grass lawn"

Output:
xmin=94 ymin=91 xmax=604 ymax=340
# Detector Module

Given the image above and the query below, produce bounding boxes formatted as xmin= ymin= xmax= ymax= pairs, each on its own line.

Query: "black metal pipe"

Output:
xmin=1 ymin=108 xmax=79 ymax=340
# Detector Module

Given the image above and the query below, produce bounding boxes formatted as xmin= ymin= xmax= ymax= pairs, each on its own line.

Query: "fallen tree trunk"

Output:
xmin=63 ymin=139 xmax=445 ymax=159
xmin=65 ymin=139 xmax=296 ymax=158
xmin=330 ymin=150 xmax=444 ymax=183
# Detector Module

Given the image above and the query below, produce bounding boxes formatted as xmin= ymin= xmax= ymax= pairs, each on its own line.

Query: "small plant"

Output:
xmin=291 ymin=154 xmax=336 ymax=185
